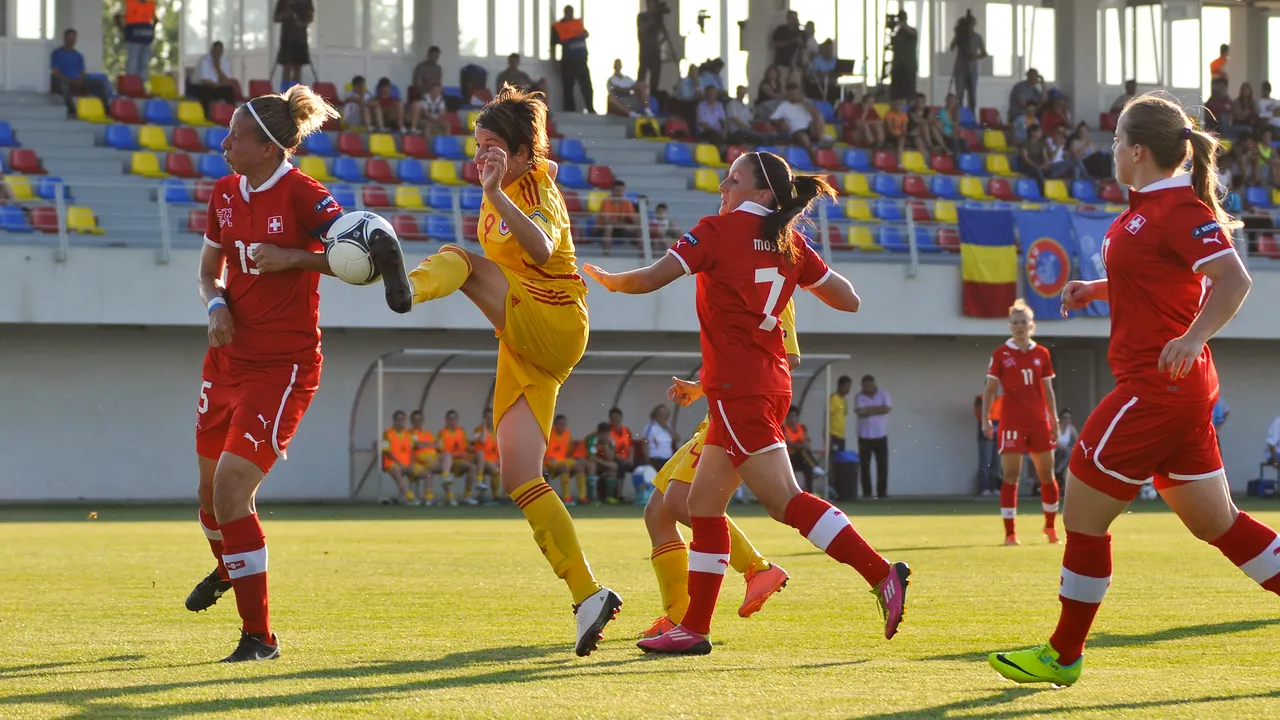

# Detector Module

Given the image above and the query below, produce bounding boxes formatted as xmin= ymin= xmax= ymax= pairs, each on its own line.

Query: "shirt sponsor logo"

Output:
xmin=314 ymin=195 xmax=336 ymax=213
xmin=1125 ymin=214 xmax=1146 ymax=235
xmin=1201 ymin=234 xmax=1223 ymax=245
xmin=216 ymin=207 xmax=233 ymax=228
xmin=680 ymin=232 xmax=699 ymax=246
xmin=268 ymin=216 xmax=284 ymax=234
xmin=1191 ymin=221 xmax=1221 ymax=238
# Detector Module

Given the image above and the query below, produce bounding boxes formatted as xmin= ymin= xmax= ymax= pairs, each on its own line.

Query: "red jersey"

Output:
xmin=1103 ymin=174 xmax=1234 ymax=405
xmin=204 ymin=161 xmax=343 ymax=364
xmin=986 ymin=339 xmax=1055 ymax=429
xmin=669 ymin=201 xmax=831 ymax=399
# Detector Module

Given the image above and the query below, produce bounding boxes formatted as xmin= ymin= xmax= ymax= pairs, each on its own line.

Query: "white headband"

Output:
xmin=246 ymin=100 xmax=286 ymax=152
xmin=756 ymin=152 xmax=779 ymax=205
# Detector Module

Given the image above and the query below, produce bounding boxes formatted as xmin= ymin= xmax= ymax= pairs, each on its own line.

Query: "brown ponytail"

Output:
xmin=750 ymin=151 xmax=838 ymax=264
xmin=247 ymin=84 xmax=339 ymax=155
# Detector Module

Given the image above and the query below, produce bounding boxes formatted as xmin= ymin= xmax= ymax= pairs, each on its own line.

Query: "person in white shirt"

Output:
xmin=724 ymin=85 xmax=762 ymax=145
xmin=641 ymin=405 xmax=678 ymax=470
xmin=606 ymin=58 xmax=650 ymax=117
xmin=1257 ymin=81 xmax=1280 ymax=131
xmin=648 ymin=201 xmax=680 ymax=253
xmin=341 ymin=75 xmax=376 ymax=129
xmin=409 ymin=82 xmax=448 ymax=139
xmin=854 ymin=375 xmax=892 ymax=499
xmin=770 ymin=83 xmax=820 ymax=163
xmin=188 ymin=41 xmax=236 ymax=114
xmin=1054 ymin=409 xmax=1079 ymax=485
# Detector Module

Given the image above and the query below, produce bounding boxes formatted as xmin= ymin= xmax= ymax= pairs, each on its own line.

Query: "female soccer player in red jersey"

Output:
xmin=584 ymin=151 xmax=910 ymax=655
xmin=981 ymin=299 xmax=1060 ymax=546
xmin=990 ymin=94 xmax=1280 ymax=686
xmin=184 ymin=86 xmax=351 ymax=662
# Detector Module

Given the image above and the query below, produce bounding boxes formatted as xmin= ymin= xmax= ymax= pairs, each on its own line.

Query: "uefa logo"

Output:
xmin=1026 ymin=237 xmax=1070 ymax=298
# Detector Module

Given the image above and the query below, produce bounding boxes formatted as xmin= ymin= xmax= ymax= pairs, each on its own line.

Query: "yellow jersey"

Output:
xmin=478 ymin=164 xmax=584 ymax=296
xmin=829 ymin=393 xmax=847 ymax=439
xmin=780 ymin=299 xmax=799 ymax=360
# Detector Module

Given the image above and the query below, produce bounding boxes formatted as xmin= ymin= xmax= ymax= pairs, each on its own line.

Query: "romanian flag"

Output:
xmin=958 ymin=208 xmax=1018 ymax=318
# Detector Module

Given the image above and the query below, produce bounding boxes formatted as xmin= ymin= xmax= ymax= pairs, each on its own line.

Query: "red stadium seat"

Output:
xmin=937 ymin=227 xmax=960 ymax=252
xmin=561 ymin=189 xmax=583 ymax=213
xmin=9 ymin=148 xmax=45 ymax=174
xmin=208 ymin=102 xmax=235 ymax=127
xmin=443 ymin=112 xmax=463 ymax=135
xmin=313 ymin=82 xmax=339 ymax=105
xmin=362 ymin=185 xmax=393 ymax=208
xmin=873 ymin=150 xmax=901 ymax=173
xmin=337 ymin=132 xmax=369 ymax=157
xmin=1258 ymin=234 xmax=1280 ymax=259
xmin=462 ymin=214 xmax=479 ymax=241
xmin=462 ymin=160 xmax=480 ymax=185
xmin=903 ymin=175 xmax=933 ymax=199
xmin=110 ymin=97 xmax=142 ymax=124
xmin=228 ymin=78 xmax=245 ymax=103
xmin=248 ymin=79 xmax=272 ymax=98
xmin=826 ymin=224 xmax=844 ymax=250
xmin=959 ymin=128 xmax=980 ymax=152
xmin=1099 ymin=112 xmax=1120 ymax=132
xmin=664 ymin=117 xmax=691 ymax=139
xmin=979 ymin=107 xmax=1005 ymax=129
xmin=392 ymin=214 xmax=425 ymax=240
xmin=117 ymin=74 xmax=147 ymax=99
xmin=907 ymin=200 xmax=931 ymax=222
xmin=815 ymin=148 xmax=842 ymax=171
xmin=194 ymin=179 xmax=216 ymax=203
xmin=930 ymin=153 xmax=960 ymax=175
xmin=31 ymin=206 xmax=59 ymax=233
xmin=365 ymin=158 xmax=398 ymax=184
xmin=725 ymin=145 xmax=749 ymax=164
xmin=172 ymin=126 xmax=204 ymax=152
xmin=989 ymin=177 xmax=1018 ymax=201
xmin=546 ymin=116 xmax=562 ymax=138
xmin=165 ymin=152 xmax=201 ymax=178
xmin=187 ymin=208 xmax=207 ymax=233
xmin=1099 ymin=180 xmax=1125 ymax=204
xmin=588 ymin=164 xmax=615 ymax=189
xmin=402 ymin=134 xmax=433 ymax=159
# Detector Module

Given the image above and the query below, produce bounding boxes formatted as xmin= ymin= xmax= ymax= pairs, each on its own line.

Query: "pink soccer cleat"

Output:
xmin=873 ymin=561 xmax=911 ymax=640
xmin=636 ymin=624 xmax=712 ymax=655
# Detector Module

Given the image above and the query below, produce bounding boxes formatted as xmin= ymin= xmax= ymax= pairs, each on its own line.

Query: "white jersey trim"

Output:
xmin=802 ymin=268 xmax=833 ymax=289
xmin=667 ymin=248 xmax=692 ymax=275
xmin=1092 ymin=396 xmax=1153 ymax=485
xmin=270 ymin=363 xmax=300 ymax=459
xmin=239 ymin=160 xmax=294 ymax=203
xmin=203 ymin=234 xmax=220 ymax=249
xmin=1165 ymin=469 xmax=1224 ymax=481
xmin=1192 ymin=247 xmax=1236 ymax=272
xmin=716 ymin=400 xmax=785 ymax=457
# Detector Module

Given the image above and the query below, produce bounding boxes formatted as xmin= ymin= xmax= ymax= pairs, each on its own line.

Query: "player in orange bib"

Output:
xmin=368 ymin=84 xmax=620 ymax=656
xmin=472 ymin=408 xmax=500 ymax=503
xmin=381 ymin=410 xmax=416 ymax=504
xmin=545 ymin=415 xmax=587 ymax=505
xmin=437 ymin=409 xmax=475 ymax=505
xmin=409 ymin=410 xmax=444 ymax=505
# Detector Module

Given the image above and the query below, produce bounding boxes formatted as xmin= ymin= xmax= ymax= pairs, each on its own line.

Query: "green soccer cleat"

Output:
xmin=988 ymin=643 xmax=1082 ymax=687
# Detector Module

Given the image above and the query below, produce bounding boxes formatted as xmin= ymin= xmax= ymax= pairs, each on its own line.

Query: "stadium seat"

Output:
xmin=588 ymin=165 xmax=615 ymax=189
xmin=1015 ymin=178 xmax=1044 ymax=202
xmin=934 ymin=200 xmax=959 ymax=224
xmin=1272 ymin=188 xmax=1280 ymax=207
xmin=878 ymin=226 xmax=908 ymax=252
xmin=1099 ymin=180 xmax=1126 ymax=204
xmin=461 ymin=160 xmax=480 ymax=185
xmin=0 ymin=121 xmax=17 ymax=147
xmin=813 ymin=100 xmax=836 ymax=123
xmin=844 ymin=199 xmax=874 ymax=222
xmin=1099 ymin=112 xmax=1120 ymax=132
xmin=141 ymin=99 xmax=175 ymax=125
xmin=333 ymin=157 xmax=364 ymax=183
xmin=982 ymin=130 xmax=1008 ymax=152
xmin=633 ymin=116 xmax=661 ymax=140
xmin=959 ymin=128 xmax=980 ymax=152
xmin=843 ymin=148 xmax=872 ymax=173
xmin=76 ymin=97 xmax=110 ymax=124
xmin=873 ymin=102 xmax=890 ymax=117
xmin=460 ymin=186 xmax=483 ymax=211
xmin=874 ymin=199 xmax=905 ymax=221
xmin=844 ymin=173 xmax=876 ymax=198
xmin=957 ymin=153 xmax=986 ymax=176
xmin=461 ymin=213 xmax=480 ymax=242
xmin=813 ymin=148 xmax=842 ymax=171
xmin=560 ymin=138 xmax=591 ymax=164
xmin=162 ymin=178 xmax=192 ymax=204
xmin=464 ymin=136 xmax=478 ymax=158
xmin=585 ymin=190 xmax=607 ymax=213
xmin=149 ymin=75 xmax=180 ymax=99
xmin=693 ymin=168 xmax=720 ymax=193
xmin=426 ymin=185 xmax=453 ymax=209
xmin=248 ymin=79 xmax=273 ymax=97
xmin=194 ymin=179 xmax=216 ymax=203
xmin=937 ymin=227 xmax=960 ymax=252
xmin=362 ymin=184 xmax=392 ymax=208
xmin=989 ymin=177 xmax=1018 ymax=201
xmin=401 ymin=134 xmax=431 ymax=159
xmin=432 ymin=135 xmax=465 ymax=159
xmin=959 ymin=106 xmax=978 ymax=128
xmin=959 ymin=176 xmax=993 ymax=201
xmin=394 ymin=185 xmax=424 ymax=210
xmin=979 ymin=107 xmax=1004 ymax=129
xmin=138 ymin=125 xmax=174 ymax=151
xmin=425 ymin=214 xmax=455 ymax=240
xmin=3 ymin=174 xmax=34 ymax=201
xmin=903 ymin=175 xmax=933 ymax=199
xmin=0 ymin=205 xmax=33 ymax=232
xmin=907 ymin=199 xmax=931 ymax=222
xmin=313 ymin=82 xmax=339 ymax=105
xmin=397 ymin=159 xmax=427 ymax=184
xmin=67 ymin=206 xmax=104 ymax=234
xmin=177 ymin=101 xmax=213 ymax=127
xmin=117 ymin=74 xmax=146 ymax=98
xmin=986 ymin=154 xmax=1019 ymax=177
xmin=297 ymin=156 xmax=332 ymax=182
xmin=901 ymin=151 xmax=931 ymax=175
xmin=664 ymin=143 xmax=697 ymax=167
xmin=209 ymin=102 xmax=235 ymax=126
xmin=1071 ymin=180 xmax=1100 ymax=204
xmin=915 ymin=226 xmax=941 ymax=253
xmin=442 ymin=85 xmax=462 ymax=100
xmin=392 ymin=214 xmax=424 ymax=240
xmin=873 ymin=150 xmax=901 ymax=173
xmin=31 ymin=205 xmax=59 ymax=233
xmin=693 ymin=143 xmax=726 ymax=168
xmin=172 ymin=126 xmax=204 ymax=152
xmin=441 ymin=111 xmax=463 ymax=135
xmin=561 ymin=189 xmax=583 ymax=213
xmin=104 ymin=124 xmax=139 ymax=150
xmin=787 ymin=146 xmax=815 ymax=171
xmin=664 ymin=117 xmax=692 ymax=139
xmin=1245 ymin=186 xmax=1274 ymax=208
xmin=930 ymin=153 xmax=959 ymax=175
xmin=303 ymin=132 xmax=336 ymax=157
xmin=717 ymin=145 xmax=743 ymax=165
xmin=465 ymin=111 xmax=480 ymax=132
xmin=872 ymin=173 xmax=903 ymax=198
xmin=754 ymin=144 xmax=779 ymax=157
xmin=130 ymin=151 xmax=169 ymax=178
xmin=430 ymin=159 xmax=464 ymax=185
xmin=365 ymin=158 xmax=398 ymax=184
xmin=165 ymin=153 xmax=201 ymax=179
xmin=199 ymin=153 xmax=230 ymax=178
xmin=329 ymin=183 xmax=356 ymax=209
xmin=337 ymin=132 xmax=369 ymax=157
xmin=1043 ymin=180 xmax=1072 ymax=204
xmin=37 ymin=176 xmax=71 ymax=201
xmin=847 ymin=225 xmax=879 ymax=251
xmin=185 ymin=208 xmax=207 ymax=233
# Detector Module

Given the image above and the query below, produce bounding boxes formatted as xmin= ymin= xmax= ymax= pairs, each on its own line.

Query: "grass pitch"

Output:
xmin=1 ymin=501 xmax=1279 ymax=719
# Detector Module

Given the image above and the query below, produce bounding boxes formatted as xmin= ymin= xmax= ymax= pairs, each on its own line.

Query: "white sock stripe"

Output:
xmin=805 ymin=506 xmax=851 ymax=551
xmin=198 ymin=511 xmax=222 ymax=541
xmin=1059 ymin=567 xmax=1111 ymax=603
xmin=1042 ymin=502 xmax=1060 ymax=513
xmin=222 ymin=546 xmax=268 ymax=579
xmin=688 ymin=550 xmax=731 ymax=575
xmin=1238 ymin=536 xmax=1280 ymax=584
xmin=1001 ymin=508 xmax=1017 ymax=519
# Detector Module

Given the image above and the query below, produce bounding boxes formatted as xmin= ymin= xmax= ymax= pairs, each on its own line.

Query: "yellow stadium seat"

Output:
xmin=694 ymin=143 xmax=726 ymax=168
xmin=369 ymin=133 xmax=404 ymax=159
xmin=1104 ymin=203 xmax=1126 ymax=213
xmin=693 ymin=168 xmax=720 ymax=193
xmin=466 ymin=111 xmax=480 ymax=132
xmin=176 ymin=100 xmax=212 ymax=127
xmin=75 ymin=97 xmax=109 ymax=123
xmin=982 ymin=130 xmax=1009 ymax=152
xmin=1045 ymin=179 xmax=1072 ymax=203
xmin=848 ymin=225 xmax=881 ymax=251
xmin=843 ymin=173 xmax=876 ymax=197
xmin=138 ymin=124 xmax=174 ymax=151
xmin=129 ymin=151 xmax=168 ymax=178
xmin=149 ymin=74 xmax=180 ymax=99
xmin=873 ymin=103 xmax=890 ymax=118
xmin=3 ymin=174 xmax=34 ymax=201
xmin=586 ymin=190 xmax=608 ymax=213
xmin=934 ymin=200 xmax=958 ymax=224
xmin=634 ymin=117 xmax=661 ymax=140
xmin=1021 ymin=202 xmax=1044 ymax=210
xmin=67 ymin=206 xmax=104 ymax=234
xmin=394 ymin=185 xmax=424 ymax=210
xmin=901 ymin=151 xmax=931 ymax=175
xmin=986 ymin=153 xmax=1019 ymax=177
xmin=297 ymin=156 xmax=333 ymax=182
xmin=823 ymin=123 xmax=837 ymax=141
xmin=959 ymin=176 xmax=993 ymax=201
xmin=1218 ymin=138 xmax=1233 ymax=153
xmin=844 ymin=199 xmax=874 ymax=222
xmin=430 ymin=160 xmax=463 ymax=185
xmin=464 ymin=136 xmax=478 ymax=157
xmin=1273 ymin=188 xmax=1280 ymax=206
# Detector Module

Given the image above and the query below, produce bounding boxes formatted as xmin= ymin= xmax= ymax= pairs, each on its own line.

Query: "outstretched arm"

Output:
xmin=583 ymin=254 xmax=686 ymax=294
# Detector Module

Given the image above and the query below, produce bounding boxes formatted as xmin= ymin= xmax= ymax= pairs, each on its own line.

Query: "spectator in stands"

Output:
xmin=642 ymin=405 xmax=677 ymax=471
xmin=809 ymin=39 xmax=838 ymax=101
xmin=784 ymin=407 xmax=821 ymax=493
xmin=855 ymin=375 xmax=892 ymax=500
xmin=649 ymin=202 xmax=680 ymax=249
xmin=1007 ymin=68 xmax=1046 ymax=125
xmin=606 ymin=59 xmax=651 ymax=117
xmin=1040 ymin=95 xmax=1071 ymax=137
xmin=1238 ymin=134 xmax=1263 ymax=187
xmin=754 ymin=65 xmax=786 ymax=122
xmin=411 ymin=46 xmax=443 ymax=104
xmin=189 ymin=41 xmax=237 ymax=115
xmin=847 ymin=93 xmax=886 ymax=148
xmin=581 ymin=422 xmax=617 ymax=501
xmin=599 ymin=180 xmax=639 ymax=255
xmin=771 ymin=83 xmax=820 ymax=163
xmin=373 ymin=77 xmax=406 ymax=133
xmin=496 ymin=53 xmax=536 ymax=92
xmin=888 ymin=10 xmax=918 ymax=101
xmin=409 ymin=82 xmax=449 ymax=139
xmin=50 ymin=29 xmax=108 ymax=118
xmin=1068 ymin=122 xmax=1110 ymax=180
xmin=908 ymin=93 xmax=946 ymax=155
xmin=696 ymin=85 xmax=728 ymax=145
xmin=699 ymin=59 xmax=727 ymax=99
xmin=772 ymin=10 xmax=804 ymax=68
xmin=1054 ymin=409 xmax=1078 ymax=486
xmin=1210 ymin=43 xmax=1229 ymax=84
xmin=1205 ymin=78 xmax=1233 ymax=134
xmin=1046 ymin=125 xmax=1078 ymax=180
xmin=636 ymin=0 xmax=668 ymax=91
xmin=552 ymin=5 xmax=594 ymax=113
xmin=1258 ymin=128 xmax=1279 ymax=187
xmin=724 ymin=85 xmax=761 ymax=144
xmin=829 ymin=375 xmax=852 ymax=455
xmin=1012 ymin=101 xmax=1036 ymax=145
xmin=273 ymin=0 xmax=314 ymax=85
xmin=937 ymin=92 xmax=963 ymax=154
xmin=341 ymin=75 xmax=375 ymax=129
xmin=1018 ymin=124 xmax=1051 ymax=194
xmin=114 ymin=0 xmax=157 ymax=80
xmin=884 ymin=98 xmax=910 ymax=155
xmin=1234 ymin=82 xmax=1260 ymax=133
xmin=1257 ymin=81 xmax=1280 ymax=132
xmin=949 ymin=10 xmax=986 ymax=111
xmin=1110 ymin=79 xmax=1137 ymax=113
xmin=606 ymin=407 xmax=635 ymax=503
xmin=795 ymin=21 xmax=819 ymax=74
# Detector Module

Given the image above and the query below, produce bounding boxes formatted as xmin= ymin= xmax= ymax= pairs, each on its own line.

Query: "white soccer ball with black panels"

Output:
xmin=324 ymin=210 xmax=395 ymax=285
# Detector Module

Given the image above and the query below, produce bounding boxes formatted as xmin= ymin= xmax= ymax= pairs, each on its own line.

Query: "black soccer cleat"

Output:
xmin=368 ymin=228 xmax=413 ymax=314
xmin=185 ymin=568 xmax=233 ymax=612
xmin=220 ymin=631 xmax=281 ymax=663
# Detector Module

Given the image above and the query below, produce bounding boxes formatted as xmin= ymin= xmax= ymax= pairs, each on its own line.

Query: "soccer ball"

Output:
xmin=324 ymin=210 xmax=395 ymax=285
xmin=1139 ymin=483 xmax=1159 ymax=501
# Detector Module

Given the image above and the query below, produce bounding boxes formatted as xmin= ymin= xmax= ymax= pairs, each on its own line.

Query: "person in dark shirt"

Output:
xmin=49 ymin=29 xmax=109 ymax=117
xmin=771 ymin=10 xmax=803 ymax=67
xmin=1018 ymin=124 xmax=1052 ymax=194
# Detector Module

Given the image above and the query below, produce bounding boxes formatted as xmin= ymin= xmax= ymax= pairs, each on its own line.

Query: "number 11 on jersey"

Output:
xmin=755 ymin=267 xmax=784 ymax=331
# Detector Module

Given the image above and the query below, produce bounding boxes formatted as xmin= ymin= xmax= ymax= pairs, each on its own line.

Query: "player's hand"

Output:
xmin=208 ymin=307 xmax=234 ymax=348
xmin=581 ymin=264 xmax=615 ymax=291
xmin=1060 ymin=280 xmax=1093 ymax=315
xmin=668 ymin=377 xmax=704 ymax=406
xmin=1158 ymin=334 xmax=1204 ymax=380
xmin=982 ymin=419 xmax=994 ymax=440
xmin=249 ymin=243 xmax=294 ymax=273
xmin=477 ymin=147 xmax=508 ymax=194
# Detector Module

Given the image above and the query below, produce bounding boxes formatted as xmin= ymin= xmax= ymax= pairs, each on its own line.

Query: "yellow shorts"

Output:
xmin=411 ymin=456 xmax=438 ymax=476
xmin=493 ymin=266 xmax=589 ymax=440
xmin=544 ymin=458 xmax=576 ymax=473
xmin=654 ymin=416 xmax=709 ymax=494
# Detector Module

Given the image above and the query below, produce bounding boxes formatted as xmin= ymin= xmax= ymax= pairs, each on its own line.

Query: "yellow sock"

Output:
xmin=409 ymin=245 xmax=472 ymax=303
xmin=576 ymin=474 xmax=588 ymax=501
xmin=727 ymin=516 xmax=769 ymax=575
xmin=650 ymin=540 xmax=689 ymax=623
xmin=512 ymin=478 xmax=601 ymax=604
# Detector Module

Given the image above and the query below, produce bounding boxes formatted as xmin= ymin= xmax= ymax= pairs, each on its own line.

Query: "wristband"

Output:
xmin=207 ymin=297 xmax=228 ymax=315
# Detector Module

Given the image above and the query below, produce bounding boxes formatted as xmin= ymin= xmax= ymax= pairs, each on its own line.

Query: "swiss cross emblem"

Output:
xmin=1125 ymin=215 xmax=1146 ymax=235
xmin=216 ymin=208 xmax=233 ymax=228
xmin=268 ymin=216 xmax=284 ymax=234
xmin=1003 ymin=357 xmax=1017 ymax=368
xmin=1033 ymin=358 xmax=1042 ymax=366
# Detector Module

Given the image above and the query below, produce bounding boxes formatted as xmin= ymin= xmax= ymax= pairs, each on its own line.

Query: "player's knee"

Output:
xmin=1183 ymin=505 xmax=1238 ymax=542
xmin=662 ymin=487 xmax=691 ymax=525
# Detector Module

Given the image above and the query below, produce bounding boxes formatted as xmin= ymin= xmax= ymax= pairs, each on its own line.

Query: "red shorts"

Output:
xmin=1068 ymin=390 xmax=1222 ymax=502
xmin=705 ymin=393 xmax=791 ymax=468
xmin=195 ymin=350 xmax=321 ymax=473
xmin=999 ymin=420 xmax=1054 ymax=455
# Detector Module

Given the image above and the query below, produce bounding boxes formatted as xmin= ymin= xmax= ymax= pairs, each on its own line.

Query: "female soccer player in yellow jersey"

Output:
xmin=642 ymin=300 xmax=798 ymax=639
xmin=370 ymin=85 xmax=621 ymax=656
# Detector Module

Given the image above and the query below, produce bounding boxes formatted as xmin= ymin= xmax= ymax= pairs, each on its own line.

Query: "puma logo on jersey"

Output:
xmin=1125 ymin=215 xmax=1146 ymax=234
xmin=1201 ymin=234 xmax=1223 ymax=245
xmin=243 ymin=433 xmax=264 ymax=451
xmin=257 ymin=414 xmax=272 ymax=429
xmin=1078 ymin=442 xmax=1091 ymax=458
xmin=222 ymin=193 xmax=233 ymax=204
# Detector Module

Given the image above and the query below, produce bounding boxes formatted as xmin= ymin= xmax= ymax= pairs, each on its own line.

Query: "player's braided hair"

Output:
xmin=247 ymin=85 xmax=339 ymax=155
xmin=749 ymin=151 xmax=837 ymax=264
xmin=474 ymin=84 xmax=551 ymax=170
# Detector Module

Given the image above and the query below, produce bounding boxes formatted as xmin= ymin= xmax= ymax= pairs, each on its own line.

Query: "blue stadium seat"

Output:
xmin=1016 ymin=178 xmax=1045 ymax=202
xmin=425 ymin=213 xmax=454 ymax=240
xmin=559 ymin=138 xmax=590 ymax=164
xmin=874 ymin=199 xmax=904 ymax=221
xmin=754 ymin=145 xmax=780 ymax=157
xmin=330 ymin=183 xmax=356 ymax=209
xmin=959 ymin=106 xmax=978 ymax=128
xmin=1245 ymin=186 xmax=1274 ymax=208
xmin=104 ymin=124 xmax=139 ymax=150
xmin=442 ymin=85 xmax=462 ymax=99
xmin=872 ymin=173 xmax=904 ymax=198
xmin=162 ymin=178 xmax=192 ymax=204
xmin=878 ymin=226 xmax=907 ymax=251
xmin=204 ymin=127 xmax=228 ymax=151
xmin=427 ymin=185 xmax=453 ymax=210
xmin=398 ymin=159 xmax=428 ymax=184
xmin=958 ymin=153 xmax=987 ymax=176
xmin=664 ymin=142 xmax=697 ymax=167
xmin=813 ymin=100 xmax=836 ymax=123
xmin=786 ymin=146 xmax=815 ymax=171
xmin=38 ymin=176 xmax=72 ymax=201
xmin=86 ymin=73 xmax=113 ymax=97
xmin=304 ymin=132 xmax=337 ymax=157
xmin=460 ymin=186 xmax=483 ymax=210
xmin=1071 ymin=180 xmax=1100 ymax=203
xmin=0 ymin=120 xmax=19 ymax=147
xmin=0 ymin=205 xmax=34 ymax=232
xmin=199 ymin=153 xmax=230 ymax=178
xmin=332 ymin=156 xmax=363 ymax=183
xmin=143 ymin=99 xmax=175 ymax=125
xmin=843 ymin=148 xmax=872 ymax=173
xmin=915 ymin=226 xmax=941 ymax=253
xmin=931 ymin=175 xmax=961 ymax=200
xmin=557 ymin=163 xmax=588 ymax=189
xmin=279 ymin=79 xmax=298 ymax=93
xmin=432 ymin=135 xmax=465 ymax=159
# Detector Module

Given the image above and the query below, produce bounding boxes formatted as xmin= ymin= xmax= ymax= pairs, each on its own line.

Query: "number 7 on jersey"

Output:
xmin=755 ymin=267 xmax=785 ymax=331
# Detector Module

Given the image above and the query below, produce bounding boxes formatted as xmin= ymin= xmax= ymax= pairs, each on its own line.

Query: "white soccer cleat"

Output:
xmin=573 ymin=587 xmax=623 ymax=657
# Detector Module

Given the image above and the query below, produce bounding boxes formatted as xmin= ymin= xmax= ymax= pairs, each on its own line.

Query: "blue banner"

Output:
xmin=1012 ymin=208 xmax=1075 ymax=321
xmin=1070 ymin=212 xmax=1118 ymax=317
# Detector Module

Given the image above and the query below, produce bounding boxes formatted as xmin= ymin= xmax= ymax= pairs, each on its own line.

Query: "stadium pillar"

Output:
xmin=56 ymin=0 xmax=105 ymax=75
xmin=1056 ymin=0 xmax=1101 ymax=128
xmin=744 ymin=0 xmax=783 ymax=107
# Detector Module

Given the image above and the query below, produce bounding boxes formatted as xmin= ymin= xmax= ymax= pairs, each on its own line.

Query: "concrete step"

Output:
xmin=2 ymin=103 xmax=72 ymax=122
xmin=0 ymin=92 xmax=62 ymax=108
xmin=588 ymin=147 xmax=662 ymax=166
xmin=73 ymin=183 xmax=164 ymax=207
xmin=11 ymin=128 xmax=97 ymax=148
xmin=607 ymin=162 xmax=685 ymax=180
xmin=43 ymin=157 xmax=130 ymax=176
xmin=36 ymin=145 xmax=127 ymax=162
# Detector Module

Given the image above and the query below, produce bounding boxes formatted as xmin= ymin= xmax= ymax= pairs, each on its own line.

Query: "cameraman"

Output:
xmin=637 ymin=0 xmax=668 ymax=91
xmin=888 ymin=10 xmax=918 ymax=101
xmin=949 ymin=10 xmax=987 ymax=110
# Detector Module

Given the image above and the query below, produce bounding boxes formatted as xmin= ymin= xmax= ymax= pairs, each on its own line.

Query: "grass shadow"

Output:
xmin=854 ymin=687 xmax=1280 ymax=719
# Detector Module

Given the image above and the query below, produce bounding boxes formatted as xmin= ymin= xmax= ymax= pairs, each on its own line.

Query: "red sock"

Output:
xmin=1000 ymin=483 xmax=1018 ymax=536
xmin=683 ymin=515 xmax=731 ymax=636
xmin=783 ymin=492 xmax=890 ymax=587
xmin=220 ymin=513 xmax=272 ymax=640
xmin=1041 ymin=479 xmax=1060 ymax=530
xmin=199 ymin=509 xmax=230 ymax=582
xmin=1210 ymin=512 xmax=1280 ymax=594
xmin=1048 ymin=531 xmax=1111 ymax=665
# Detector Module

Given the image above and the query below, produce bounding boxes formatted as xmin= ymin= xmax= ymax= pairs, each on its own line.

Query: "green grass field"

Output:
xmin=2 ymin=501 xmax=1279 ymax=719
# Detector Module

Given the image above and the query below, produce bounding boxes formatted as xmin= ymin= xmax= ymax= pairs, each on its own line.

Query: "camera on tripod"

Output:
xmin=885 ymin=13 xmax=898 ymax=30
